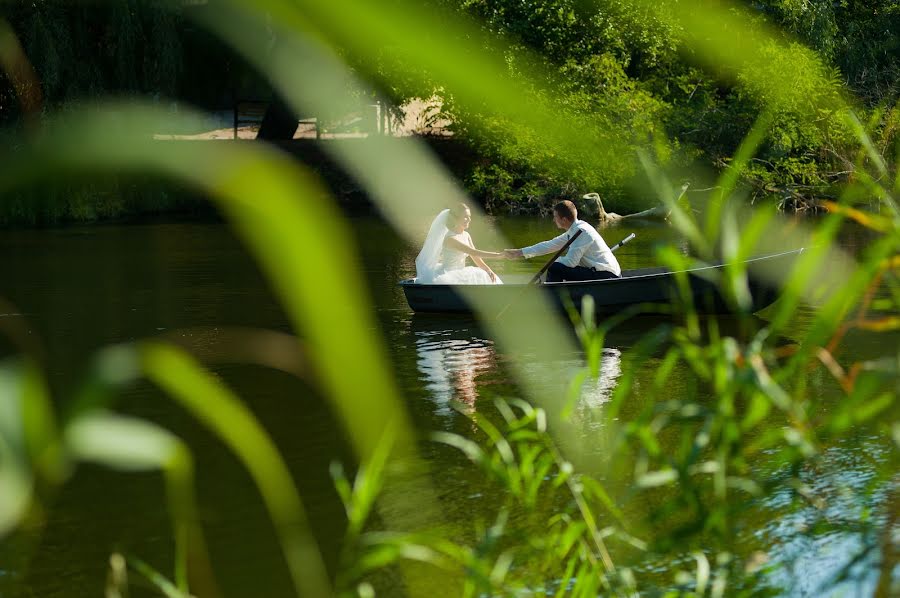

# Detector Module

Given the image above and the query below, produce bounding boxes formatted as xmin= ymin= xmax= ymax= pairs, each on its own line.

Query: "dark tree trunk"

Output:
xmin=256 ymin=97 xmax=298 ymax=140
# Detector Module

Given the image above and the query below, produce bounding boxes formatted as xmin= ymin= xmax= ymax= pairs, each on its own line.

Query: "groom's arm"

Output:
xmin=520 ymin=231 xmax=568 ymax=259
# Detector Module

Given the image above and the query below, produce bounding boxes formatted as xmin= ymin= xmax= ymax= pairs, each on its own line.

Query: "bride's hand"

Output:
xmin=488 ymin=270 xmax=497 ymax=282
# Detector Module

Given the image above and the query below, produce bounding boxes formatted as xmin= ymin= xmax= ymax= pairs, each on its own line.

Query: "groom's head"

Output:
xmin=552 ymin=200 xmax=577 ymax=230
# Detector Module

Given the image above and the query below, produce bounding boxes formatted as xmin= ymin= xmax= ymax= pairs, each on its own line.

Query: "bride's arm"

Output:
xmin=471 ymin=254 xmax=498 ymax=282
xmin=444 ymin=235 xmax=503 ymax=259
xmin=445 ymin=234 xmax=501 ymax=281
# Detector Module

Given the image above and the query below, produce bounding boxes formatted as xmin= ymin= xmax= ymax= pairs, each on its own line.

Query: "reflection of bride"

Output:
xmin=415 ymin=203 xmax=505 ymax=284
xmin=411 ymin=317 xmax=499 ymax=415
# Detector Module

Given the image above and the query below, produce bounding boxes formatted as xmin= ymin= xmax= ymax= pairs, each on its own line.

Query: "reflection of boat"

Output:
xmin=407 ymin=314 xmax=625 ymax=421
xmin=400 ymin=249 xmax=803 ymax=315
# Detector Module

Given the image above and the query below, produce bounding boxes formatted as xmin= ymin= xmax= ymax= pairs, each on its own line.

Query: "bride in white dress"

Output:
xmin=415 ymin=203 xmax=505 ymax=284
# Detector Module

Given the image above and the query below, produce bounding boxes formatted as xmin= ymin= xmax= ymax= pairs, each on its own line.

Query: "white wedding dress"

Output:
xmin=415 ymin=210 xmax=503 ymax=285
xmin=434 ymin=233 xmax=500 ymax=284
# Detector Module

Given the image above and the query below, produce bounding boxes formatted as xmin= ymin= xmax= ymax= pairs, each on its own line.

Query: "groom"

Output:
xmin=503 ymin=200 xmax=621 ymax=282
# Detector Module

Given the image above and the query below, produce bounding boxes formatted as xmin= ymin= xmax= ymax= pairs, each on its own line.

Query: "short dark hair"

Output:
xmin=553 ymin=200 xmax=577 ymax=222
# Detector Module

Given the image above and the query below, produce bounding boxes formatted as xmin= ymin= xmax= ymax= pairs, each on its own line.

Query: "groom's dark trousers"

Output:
xmin=546 ymin=262 xmax=620 ymax=283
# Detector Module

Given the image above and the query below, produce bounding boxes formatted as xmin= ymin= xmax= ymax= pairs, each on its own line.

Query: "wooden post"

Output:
xmin=233 ymin=100 xmax=239 ymax=139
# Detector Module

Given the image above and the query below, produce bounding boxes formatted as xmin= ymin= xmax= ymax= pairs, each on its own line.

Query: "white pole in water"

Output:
xmin=610 ymin=233 xmax=636 ymax=252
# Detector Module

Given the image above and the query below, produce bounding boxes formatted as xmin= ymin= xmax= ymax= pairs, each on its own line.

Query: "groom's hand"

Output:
xmin=503 ymin=249 xmax=524 ymax=259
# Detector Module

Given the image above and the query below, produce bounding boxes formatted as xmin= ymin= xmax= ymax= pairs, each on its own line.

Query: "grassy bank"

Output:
xmin=0 ymin=136 xmax=482 ymax=227
xmin=0 ymin=176 xmax=215 ymax=227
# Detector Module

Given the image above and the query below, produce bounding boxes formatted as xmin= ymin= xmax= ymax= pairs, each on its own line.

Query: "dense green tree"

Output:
xmin=0 ymin=0 xmax=181 ymax=119
xmin=429 ymin=1 xmax=682 ymax=211
xmin=436 ymin=0 xmax=898 ymax=209
xmin=755 ymin=0 xmax=900 ymax=104
xmin=0 ymin=0 xmax=270 ymax=125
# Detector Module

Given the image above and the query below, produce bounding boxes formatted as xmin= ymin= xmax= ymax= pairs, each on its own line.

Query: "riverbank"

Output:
xmin=0 ymin=136 xmax=480 ymax=228
xmin=0 ymin=134 xmax=837 ymax=229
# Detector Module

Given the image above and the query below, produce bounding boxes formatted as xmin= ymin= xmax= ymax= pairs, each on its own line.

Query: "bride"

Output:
xmin=415 ymin=203 xmax=505 ymax=284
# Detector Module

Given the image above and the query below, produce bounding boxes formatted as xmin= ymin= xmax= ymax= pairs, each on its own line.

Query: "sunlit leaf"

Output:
xmin=856 ymin=316 xmax=900 ymax=332
xmin=740 ymin=393 xmax=771 ymax=432
xmin=431 ymin=431 xmax=487 ymax=464
xmin=139 ymin=341 xmax=331 ymax=598
xmin=0 ymin=433 xmax=31 ymax=537
xmin=0 ymin=360 xmax=37 ymax=537
xmin=694 ymin=551 xmax=710 ymax=596
xmin=65 ymin=413 xmax=180 ymax=471
xmin=821 ymin=200 xmax=894 ymax=232
xmin=708 ymin=112 xmax=774 ymax=244
xmin=127 ymin=554 xmax=192 ymax=598
xmin=636 ymin=469 xmax=678 ymax=488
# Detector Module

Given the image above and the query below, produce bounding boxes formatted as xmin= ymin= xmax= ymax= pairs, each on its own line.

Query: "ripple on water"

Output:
xmin=750 ymin=436 xmax=892 ymax=596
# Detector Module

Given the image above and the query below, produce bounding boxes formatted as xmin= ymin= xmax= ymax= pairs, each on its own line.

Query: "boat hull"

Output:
xmin=400 ymin=250 xmax=800 ymax=316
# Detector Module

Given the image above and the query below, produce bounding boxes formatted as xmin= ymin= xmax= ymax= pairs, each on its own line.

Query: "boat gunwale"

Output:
xmin=398 ymin=248 xmax=803 ymax=289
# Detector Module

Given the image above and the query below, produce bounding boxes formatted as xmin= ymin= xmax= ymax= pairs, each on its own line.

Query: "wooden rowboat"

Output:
xmin=399 ymin=249 xmax=803 ymax=315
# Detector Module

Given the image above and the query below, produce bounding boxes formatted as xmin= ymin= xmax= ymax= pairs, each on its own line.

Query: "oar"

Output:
xmin=609 ymin=232 xmax=635 ymax=252
xmin=496 ymin=232 xmax=635 ymax=320
xmin=528 ymin=229 xmax=583 ymax=285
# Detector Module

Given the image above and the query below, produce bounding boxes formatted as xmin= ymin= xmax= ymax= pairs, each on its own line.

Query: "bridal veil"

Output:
xmin=415 ymin=209 xmax=450 ymax=283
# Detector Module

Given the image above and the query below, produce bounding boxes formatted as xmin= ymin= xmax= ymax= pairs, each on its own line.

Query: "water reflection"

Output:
xmin=575 ymin=347 xmax=623 ymax=410
xmin=409 ymin=315 xmax=499 ymax=416
xmin=752 ymin=438 xmax=890 ymax=596
xmin=407 ymin=313 xmax=626 ymax=428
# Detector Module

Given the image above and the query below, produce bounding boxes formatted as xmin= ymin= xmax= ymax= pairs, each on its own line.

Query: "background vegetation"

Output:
xmin=1 ymin=1 xmax=899 ymax=222
xmin=441 ymin=0 xmax=900 ymax=211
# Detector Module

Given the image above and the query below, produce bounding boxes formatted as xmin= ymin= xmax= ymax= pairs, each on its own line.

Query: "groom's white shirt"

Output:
xmin=521 ymin=220 xmax=621 ymax=276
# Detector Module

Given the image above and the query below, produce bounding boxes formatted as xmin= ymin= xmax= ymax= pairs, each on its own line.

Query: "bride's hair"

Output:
xmin=448 ymin=203 xmax=470 ymax=226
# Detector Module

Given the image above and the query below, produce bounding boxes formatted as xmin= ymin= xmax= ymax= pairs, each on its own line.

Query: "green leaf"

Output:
xmin=636 ymin=469 xmax=678 ymax=488
xmin=740 ymin=392 xmax=771 ymax=432
xmin=693 ymin=551 xmax=710 ymax=595
xmin=580 ymin=476 xmax=625 ymax=524
xmin=65 ymin=413 xmax=180 ymax=471
xmin=329 ymin=461 xmax=353 ymax=514
xmin=127 ymin=554 xmax=193 ymax=598
xmin=0 ymin=359 xmax=44 ymax=537
xmin=851 ymin=392 xmax=895 ymax=424
xmin=140 ymin=341 xmax=331 ymax=598
xmin=556 ymin=521 xmax=588 ymax=559
xmin=0 ymin=433 xmax=31 ymax=537
xmin=346 ymin=428 xmax=395 ymax=537
xmin=489 ymin=550 xmax=515 ymax=587
xmin=64 ymin=413 xmax=200 ymax=593
xmin=431 ymin=431 xmax=487 ymax=464
xmin=638 ymin=150 xmax=710 ymax=258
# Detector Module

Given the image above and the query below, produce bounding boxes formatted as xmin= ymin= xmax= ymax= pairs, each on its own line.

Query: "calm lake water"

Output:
xmin=0 ymin=216 xmax=892 ymax=597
